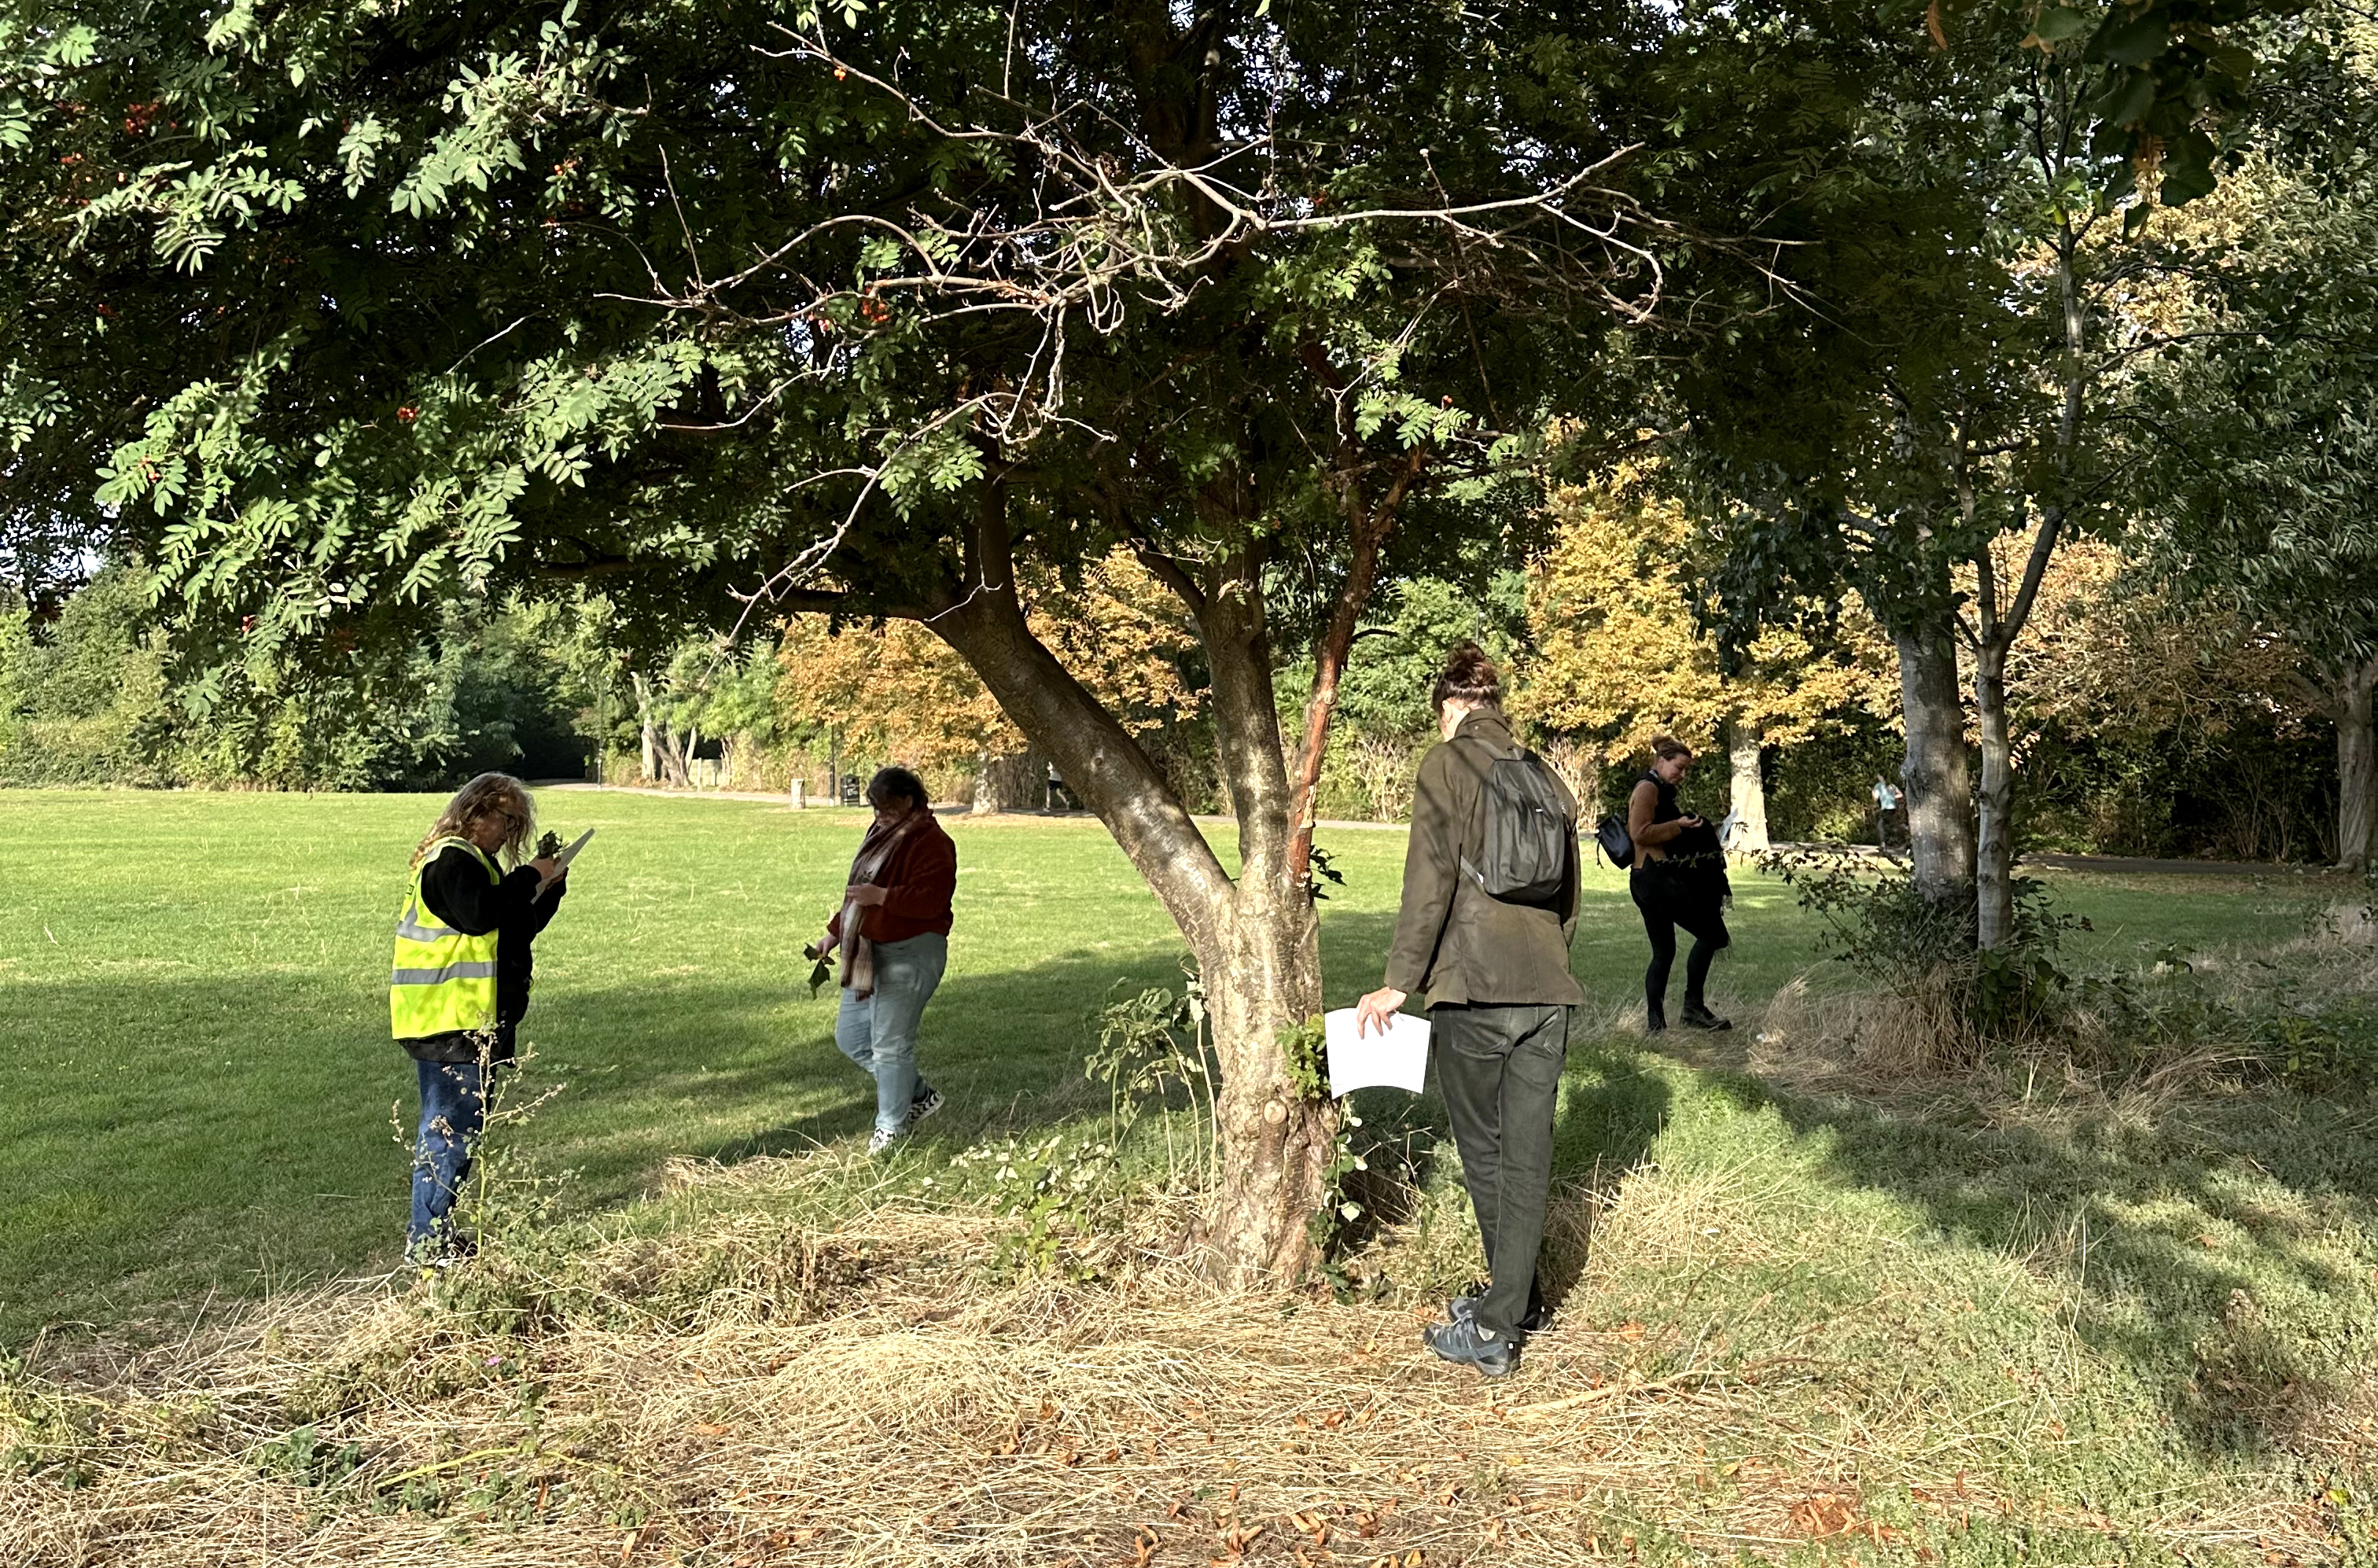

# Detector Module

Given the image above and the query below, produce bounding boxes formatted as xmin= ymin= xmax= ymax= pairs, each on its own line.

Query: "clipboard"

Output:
xmin=534 ymin=828 xmax=594 ymax=899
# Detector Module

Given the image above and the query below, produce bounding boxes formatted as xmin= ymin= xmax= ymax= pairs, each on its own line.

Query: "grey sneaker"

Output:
xmin=1451 ymin=1293 xmax=1554 ymax=1335
xmin=1423 ymin=1316 xmax=1516 ymax=1378
xmin=905 ymin=1085 xmax=944 ymax=1128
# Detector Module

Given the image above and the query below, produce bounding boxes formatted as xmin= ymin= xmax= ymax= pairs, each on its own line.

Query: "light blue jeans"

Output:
xmin=834 ymin=931 xmax=948 ymax=1135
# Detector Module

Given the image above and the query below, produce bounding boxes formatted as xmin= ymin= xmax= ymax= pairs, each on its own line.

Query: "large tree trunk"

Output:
xmin=1725 ymin=716 xmax=1769 ymax=852
xmin=1190 ymin=543 xmax=1339 ymax=1282
xmin=2332 ymin=659 xmax=2378 ymax=869
xmin=1193 ymin=883 xmax=1334 ymax=1281
xmin=1897 ymin=619 xmax=1975 ymax=902
xmin=930 ymin=483 xmax=1335 ymax=1283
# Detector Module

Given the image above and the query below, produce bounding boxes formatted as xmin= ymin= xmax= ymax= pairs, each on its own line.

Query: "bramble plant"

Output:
xmin=1084 ymin=973 xmax=1220 ymax=1195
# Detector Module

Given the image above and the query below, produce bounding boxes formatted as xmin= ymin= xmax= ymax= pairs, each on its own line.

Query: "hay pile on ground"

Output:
xmin=2 ymin=1136 xmax=2343 ymax=1568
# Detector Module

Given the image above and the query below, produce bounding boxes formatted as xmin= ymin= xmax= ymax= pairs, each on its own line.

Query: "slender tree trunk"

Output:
xmin=1725 ymin=716 xmax=1769 ymax=852
xmin=1966 ymin=216 xmax=2084 ymax=941
xmin=1897 ymin=619 xmax=1975 ymax=902
xmin=634 ymin=675 xmax=658 ymax=783
xmin=932 ymin=481 xmax=1334 ymax=1283
xmin=2334 ymin=659 xmax=2378 ymax=869
xmin=1285 ymin=448 xmax=1425 ymax=887
xmin=1974 ymin=640 xmax=2016 ymax=946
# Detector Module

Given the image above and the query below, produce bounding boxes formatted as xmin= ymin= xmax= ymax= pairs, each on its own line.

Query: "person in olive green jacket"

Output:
xmin=1356 ymin=643 xmax=1582 ymax=1378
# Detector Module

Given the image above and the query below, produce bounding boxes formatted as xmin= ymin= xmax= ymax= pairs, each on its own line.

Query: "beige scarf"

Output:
xmin=829 ymin=810 xmax=926 ymax=999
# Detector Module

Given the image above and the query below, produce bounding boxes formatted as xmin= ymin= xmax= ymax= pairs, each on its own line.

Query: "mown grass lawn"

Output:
xmin=0 ymin=786 xmax=2334 ymax=1344
xmin=2 ymin=789 xmax=2374 ymax=1562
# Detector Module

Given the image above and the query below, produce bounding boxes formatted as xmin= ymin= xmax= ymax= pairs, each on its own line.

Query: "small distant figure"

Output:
xmin=813 ymin=767 xmax=957 ymax=1156
xmin=1872 ymin=777 xmax=1904 ymax=848
xmin=389 ymin=772 xmax=569 ymax=1268
xmin=1044 ymin=761 xmax=1077 ymax=813
xmin=1629 ymin=738 xmax=1732 ymax=1034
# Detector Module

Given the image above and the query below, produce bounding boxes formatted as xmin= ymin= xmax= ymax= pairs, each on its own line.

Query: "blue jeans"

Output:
xmin=834 ymin=932 xmax=948 ymax=1135
xmin=410 ymin=1058 xmax=486 ymax=1247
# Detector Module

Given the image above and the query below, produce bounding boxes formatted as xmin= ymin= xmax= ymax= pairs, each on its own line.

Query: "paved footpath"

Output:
xmin=1780 ymin=838 xmax=2346 ymax=878
xmin=538 ymin=780 xmax=1405 ymax=834
xmin=543 ymin=785 xmax=2347 ymax=874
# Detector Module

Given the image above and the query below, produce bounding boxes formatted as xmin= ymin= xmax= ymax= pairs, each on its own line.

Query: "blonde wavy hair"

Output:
xmin=412 ymin=772 xmax=536 ymax=869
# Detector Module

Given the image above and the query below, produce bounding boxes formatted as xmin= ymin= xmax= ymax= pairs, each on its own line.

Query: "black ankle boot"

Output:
xmin=1646 ymin=1004 xmax=1667 ymax=1033
xmin=1681 ymin=999 xmax=1732 ymax=1031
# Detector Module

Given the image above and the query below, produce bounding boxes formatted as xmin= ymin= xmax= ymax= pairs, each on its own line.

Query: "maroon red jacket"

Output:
xmin=827 ymin=812 xmax=958 ymax=945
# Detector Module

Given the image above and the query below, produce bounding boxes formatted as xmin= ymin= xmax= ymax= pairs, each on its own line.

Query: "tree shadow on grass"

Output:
xmin=543 ymin=938 xmax=1209 ymax=1177
xmin=0 ymin=935 xmax=1209 ymax=1344
xmin=2 ymin=901 xmax=1670 ymax=1345
xmin=1684 ymin=1058 xmax=2378 ymax=1463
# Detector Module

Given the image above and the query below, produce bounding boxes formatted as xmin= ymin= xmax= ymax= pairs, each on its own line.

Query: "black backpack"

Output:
xmin=1592 ymin=812 xmax=1635 ymax=869
xmin=1462 ymin=741 xmax=1576 ymax=906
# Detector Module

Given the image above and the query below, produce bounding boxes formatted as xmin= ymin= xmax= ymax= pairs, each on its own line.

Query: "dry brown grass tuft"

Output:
xmin=1750 ymin=970 xmax=1984 ymax=1084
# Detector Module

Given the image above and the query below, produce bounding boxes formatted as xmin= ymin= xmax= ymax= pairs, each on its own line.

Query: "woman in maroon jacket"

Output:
xmin=817 ymin=766 xmax=958 ymax=1154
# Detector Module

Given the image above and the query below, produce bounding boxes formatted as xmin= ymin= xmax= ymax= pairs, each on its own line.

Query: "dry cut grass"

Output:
xmin=2 ymin=1139 xmax=2346 ymax=1568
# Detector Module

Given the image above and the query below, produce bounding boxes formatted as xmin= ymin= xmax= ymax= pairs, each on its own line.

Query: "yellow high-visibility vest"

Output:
xmin=390 ymin=837 xmax=500 ymax=1040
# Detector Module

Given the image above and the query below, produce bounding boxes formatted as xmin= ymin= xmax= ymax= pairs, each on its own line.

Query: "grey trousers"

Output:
xmin=1430 ymin=1002 xmax=1568 ymax=1342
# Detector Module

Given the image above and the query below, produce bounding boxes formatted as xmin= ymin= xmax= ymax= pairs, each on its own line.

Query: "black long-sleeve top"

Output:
xmin=403 ymin=845 xmax=567 ymax=1064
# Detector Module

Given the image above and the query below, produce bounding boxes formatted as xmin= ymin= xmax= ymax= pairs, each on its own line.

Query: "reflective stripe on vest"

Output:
xmin=394 ymin=910 xmax=461 ymax=944
xmin=391 ymin=961 xmax=499 ymax=986
xmin=390 ymin=837 xmax=501 ymax=1040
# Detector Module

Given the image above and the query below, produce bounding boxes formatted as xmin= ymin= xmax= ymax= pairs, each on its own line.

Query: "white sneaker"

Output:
xmin=867 ymin=1125 xmax=901 ymax=1157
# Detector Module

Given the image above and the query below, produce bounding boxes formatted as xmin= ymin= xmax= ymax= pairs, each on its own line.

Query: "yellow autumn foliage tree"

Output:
xmin=776 ymin=549 xmax=1202 ymax=797
xmin=1996 ymin=534 xmax=2306 ymax=747
xmin=1512 ymin=479 xmax=1896 ymax=846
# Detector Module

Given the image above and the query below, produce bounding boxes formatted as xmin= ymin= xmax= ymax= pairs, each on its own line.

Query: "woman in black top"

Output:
xmin=1625 ymin=738 xmax=1731 ymax=1032
xmin=399 ymin=773 xmax=565 ymax=1264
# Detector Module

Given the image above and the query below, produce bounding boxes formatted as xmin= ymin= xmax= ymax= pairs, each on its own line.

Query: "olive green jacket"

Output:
xmin=1382 ymin=709 xmax=1585 ymax=1008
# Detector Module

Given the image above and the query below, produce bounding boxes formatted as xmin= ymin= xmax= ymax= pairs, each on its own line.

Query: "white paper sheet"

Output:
xmin=1323 ymin=1007 xmax=1431 ymax=1097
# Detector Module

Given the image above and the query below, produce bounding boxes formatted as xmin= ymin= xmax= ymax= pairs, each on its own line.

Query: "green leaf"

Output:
xmin=2095 ymin=12 xmax=2170 ymax=66
xmin=2197 ymin=39 xmax=2255 ymax=80
xmin=2031 ymin=6 xmax=2093 ymax=42
xmin=2159 ymin=132 xmax=2218 ymax=206
xmin=2096 ymin=68 xmax=2157 ymax=128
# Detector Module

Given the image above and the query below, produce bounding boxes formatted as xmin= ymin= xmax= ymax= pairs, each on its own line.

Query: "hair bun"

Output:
xmin=1432 ymin=641 xmax=1502 ymax=712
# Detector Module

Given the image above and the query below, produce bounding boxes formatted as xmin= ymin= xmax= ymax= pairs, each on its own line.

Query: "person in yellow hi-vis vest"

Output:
xmin=392 ymin=773 xmax=566 ymax=1266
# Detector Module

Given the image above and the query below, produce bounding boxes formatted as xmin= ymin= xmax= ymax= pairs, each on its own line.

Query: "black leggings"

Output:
xmin=1632 ymin=872 xmax=1730 ymax=1015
